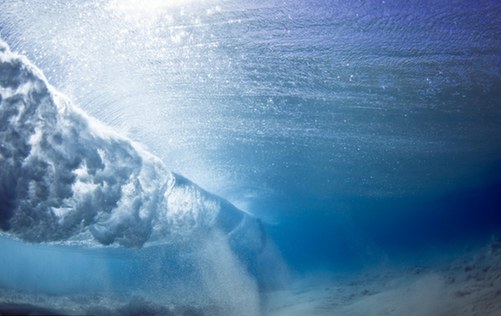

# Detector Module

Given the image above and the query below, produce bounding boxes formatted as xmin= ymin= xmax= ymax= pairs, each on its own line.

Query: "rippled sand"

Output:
xmin=264 ymin=238 xmax=501 ymax=316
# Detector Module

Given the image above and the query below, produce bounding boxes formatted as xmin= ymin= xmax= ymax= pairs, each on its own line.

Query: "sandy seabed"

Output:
xmin=1 ymin=237 xmax=501 ymax=316
xmin=264 ymin=237 xmax=501 ymax=316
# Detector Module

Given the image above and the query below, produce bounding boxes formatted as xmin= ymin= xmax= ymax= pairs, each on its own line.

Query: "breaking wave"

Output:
xmin=0 ymin=39 xmax=263 ymax=255
xmin=0 ymin=39 xmax=292 ymax=314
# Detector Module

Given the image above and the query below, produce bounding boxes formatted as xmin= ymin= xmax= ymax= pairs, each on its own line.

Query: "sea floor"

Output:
xmin=1 ymin=238 xmax=501 ymax=316
xmin=264 ymin=237 xmax=501 ymax=316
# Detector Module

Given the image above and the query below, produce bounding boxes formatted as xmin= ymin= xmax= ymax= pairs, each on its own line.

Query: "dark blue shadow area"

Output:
xmin=267 ymin=170 xmax=501 ymax=272
xmin=357 ymin=178 xmax=501 ymax=253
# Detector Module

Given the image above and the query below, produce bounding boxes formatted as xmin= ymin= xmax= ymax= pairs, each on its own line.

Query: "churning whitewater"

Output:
xmin=0 ymin=39 xmax=263 ymax=252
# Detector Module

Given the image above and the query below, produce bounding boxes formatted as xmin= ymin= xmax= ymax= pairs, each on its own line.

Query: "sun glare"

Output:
xmin=106 ymin=0 xmax=209 ymax=15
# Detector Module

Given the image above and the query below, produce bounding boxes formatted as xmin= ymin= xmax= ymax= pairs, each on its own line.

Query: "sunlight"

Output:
xmin=106 ymin=0 xmax=210 ymax=16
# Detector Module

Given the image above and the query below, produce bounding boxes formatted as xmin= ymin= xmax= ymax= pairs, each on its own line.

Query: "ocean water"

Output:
xmin=1 ymin=0 xmax=501 ymax=315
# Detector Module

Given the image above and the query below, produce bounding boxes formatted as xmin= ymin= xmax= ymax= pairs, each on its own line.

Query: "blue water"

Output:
xmin=270 ymin=178 xmax=501 ymax=271
xmin=1 ymin=0 xmax=501 ymax=314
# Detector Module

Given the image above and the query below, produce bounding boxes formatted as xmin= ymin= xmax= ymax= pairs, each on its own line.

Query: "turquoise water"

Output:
xmin=1 ymin=0 xmax=501 ymax=314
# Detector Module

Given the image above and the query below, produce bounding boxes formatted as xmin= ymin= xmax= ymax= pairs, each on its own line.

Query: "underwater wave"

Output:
xmin=0 ymin=39 xmax=290 ymax=314
xmin=0 ymin=39 xmax=263 ymax=255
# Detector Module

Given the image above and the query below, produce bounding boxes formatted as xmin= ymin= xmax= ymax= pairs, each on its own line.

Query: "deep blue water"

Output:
xmin=269 ymin=177 xmax=501 ymax=271
xmin=1 ymin=0 xmax=501 ymax=314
